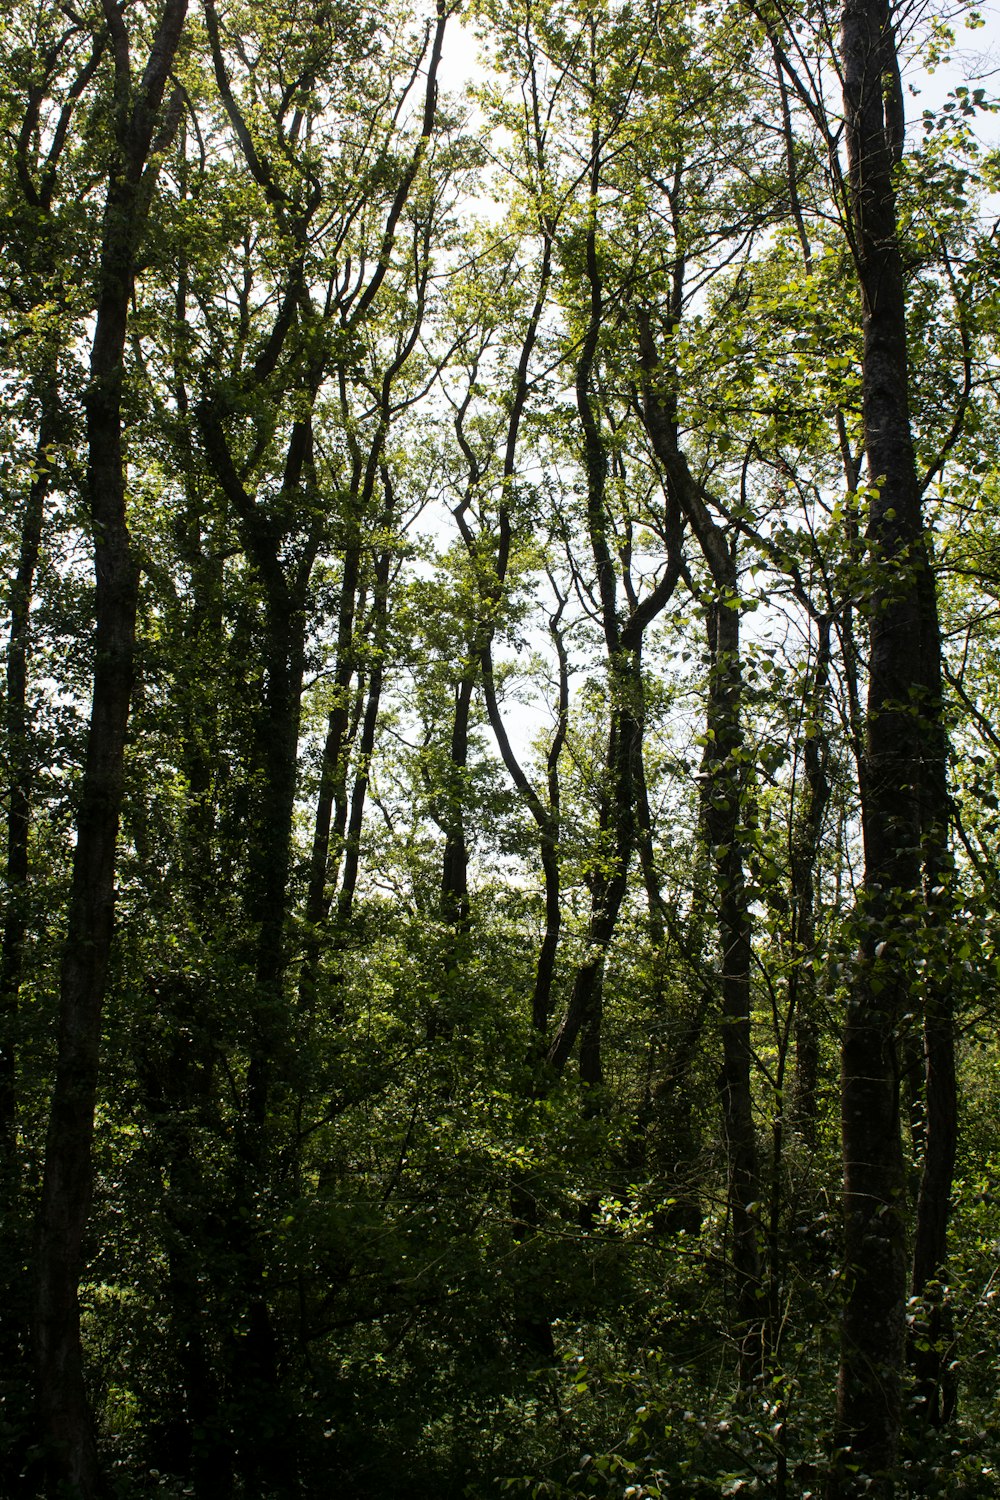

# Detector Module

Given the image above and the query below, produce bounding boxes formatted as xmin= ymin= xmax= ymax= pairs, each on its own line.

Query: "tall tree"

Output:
xmin=0 ymin=11 xmax=105 ymax=1159
xmin=828 ymin=0 xmax=953 ymax=1485
xmin=32 ymin=3 xmax=189 ymax=1492
xmin=190 ymin=1 xmax=451 ymax=1482
xmin=0 ymin=18 xmax=109 ymax=1486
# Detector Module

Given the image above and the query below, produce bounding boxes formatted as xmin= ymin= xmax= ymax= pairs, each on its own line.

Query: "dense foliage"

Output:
xmin=1 ymin=0 xmax=1000 ymax=1494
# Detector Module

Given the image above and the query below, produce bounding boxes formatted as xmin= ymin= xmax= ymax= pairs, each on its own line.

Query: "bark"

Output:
xmin=337 ymin=519 xmax=396 ymax=923
xmin=455 ymin=227 xmax=556 ymax=1042
xmin=789 ymin=619 xmax=832 ymax=1142
xmin=703 ymin=593 xmax=764 ymax=1371
xmin=546 ymin=693 xmax=638 ymax=1087
xmin=545 ymin=154 xmax=665 ymax=1090
xmin=621 ymin=747 xmax=708 ymax=1233
xmin=440 ymin=675 xmax=474 ymax=932
xmin=910 ymin=531 xmax=956 ymax=1429
xmin=3 ymin=35 xmax=106 ymax=1483
xmin=198 ymin=403 xmax=317 ymax=1497
xmin=32 ymin=6 xmax=188 ymax=1493
xmin=0 ymin=406 xmax=55 ymax=1153
xmin=830 ymin=0 xmax=953 ymax=1486
xmin=910 ymin=854 xmax=957 ymax=1424
xmin=138 ymin=981 xmax=233 ymax=1498
xmin=484 ymin=593 xmax=570 ymax=1045
xmin=303 ymin=537 xmax=363 ymax=942
xmin=0 ymin=392 xmax=59 ymax=1500
xmin=638 ymin=310 xmax=763 ymax=1375
xmin=246 ymin=590 xmax=309 ymax=1128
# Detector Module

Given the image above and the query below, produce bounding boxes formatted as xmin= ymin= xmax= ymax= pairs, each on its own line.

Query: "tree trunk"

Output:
xmin=546 ymin=691 xmax=637 ymax=1088
xmin=703 ymin=592 xmax=764 ymax=1374
xmin=0 ymin=394 xmax=59 ymax=1497
xmin=337 ymin=536 xmax=394 ymax=923
xmin=196 ymin=413 xmax=316 ymax=1496
xmin=245 ymin=589 xmax=307 ymax=1131
xmin=789 ymin=618 xmax=832 ymax=1142
xmin=33 ymin=7 xmax=188 ymax=1491
xmin=440 ymin=675 xmax=474 ymax=933
xmin=0 ymin=405 xmax=55 ymax=1151
xmin=637 ymin=309 xmax=763 ymax=1377
xmin=301 ymin=532 xmax=364 ymax=977
xmin=910 ymin=553 xmax=956 ymax=1426
xmin=426 ymin=671 xmax=475 ymax=1042
xmin=830 ymin=0 xmax=953 ymax=1485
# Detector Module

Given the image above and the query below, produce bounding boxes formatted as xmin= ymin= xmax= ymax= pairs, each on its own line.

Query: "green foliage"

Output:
xmin=3 ymin=0 xmax=1000 ymax=1495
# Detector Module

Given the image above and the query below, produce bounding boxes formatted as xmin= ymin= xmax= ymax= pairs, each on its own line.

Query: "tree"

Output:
xmin=830 ymin=0 xmax=953 ymax=1480
xmin=135 ymin=1 xmax=455 ymax=1485
xmin=0 ymin=0 xmax=997 ymax=1492
xmin=31 ymin=3 xmax=189 ymax=1492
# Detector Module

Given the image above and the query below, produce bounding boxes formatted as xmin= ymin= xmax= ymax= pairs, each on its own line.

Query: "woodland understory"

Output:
xmin=3 ymin=0 xmax=1000 ymax=1495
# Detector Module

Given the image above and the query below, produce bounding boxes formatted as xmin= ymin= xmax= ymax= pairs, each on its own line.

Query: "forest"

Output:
xmin=1 ymin=0 xmax=999 ymax=1494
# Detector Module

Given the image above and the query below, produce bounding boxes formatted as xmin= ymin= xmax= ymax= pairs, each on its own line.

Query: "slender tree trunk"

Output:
xmin=620 ymin=745 xmax=704 ymax=1229
xmin=0 ymin=392 xmax=59 ymax=1498
xmin=830 ymin=0 xmax=952 ymax=1486
xmin=35 ymin=246 xmax=141 ymax=1500
xmin=337 ymin=534 xmax=395 ymax=923
xmin=529 ymin=609 xmax=569 ymax=1043
xmin=0 ymin=405 xmax=56 ymax=1150
xmin=424 ymin=670 xmax=475 ymax=1043
xmin=440 ymin=675 xmax=474 ymax=932
xmin=637 ymin=309 xmax=763 ymax=1376
xmin=545 ymin=155 xmax=647 ymax=1092
xmin=204 ymin=567 xmax=309 ymax=1498
xmin=910 ymin=772 xmax=957 ymax=1423
xmin=195 ymin=402 xmax=317 ymax=1495
xmin=789 ymin=619 xmax=832 ymax=1141
xmin=166 ymin=575 xmax=233 ymax=1498
xmin=245 ymin=591 xmax=306 ymax=1127
xmin=547 ymin=687 xmax=638 ymax=1088
xmin=480 ymin=615 xmax=567 ymax=1360
xmin=703 ymin=592 xmax=764 ymax=1374
xmin=302 ymin=536 xmax=363 ymax=959
xmin=33 ymin=8 xmax=188 ymax=1490
xmin=910 ymin=520 xmax=956 ymax=1427
xmin=232 ymin=558 xmax=312 ymax=1500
